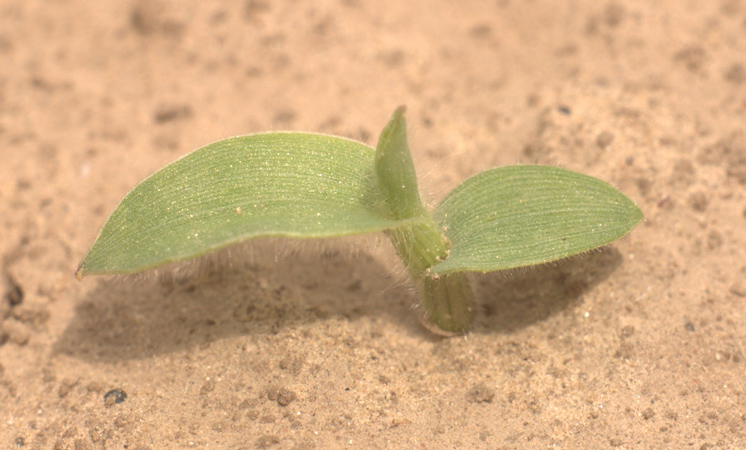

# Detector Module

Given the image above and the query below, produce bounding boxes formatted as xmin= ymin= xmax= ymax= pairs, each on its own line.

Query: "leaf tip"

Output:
xmin=74 ymin=264 xmax=85 ymax=281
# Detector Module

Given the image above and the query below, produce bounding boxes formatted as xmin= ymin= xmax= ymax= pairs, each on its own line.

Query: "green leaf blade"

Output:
xmin=78 ymin=132 xmax=401 ymax=278
xmin=431 ymin=165 xmax=643 ymax=274
xmin=375 ymin=106 xmax=426 ymax=220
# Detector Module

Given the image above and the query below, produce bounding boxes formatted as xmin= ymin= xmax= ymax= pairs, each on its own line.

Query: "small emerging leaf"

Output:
xmin=375 ymin=106 xmax=426 ymax=220
xmin=77 ymin=133 xmax=405 ymax=278
xmin=430 ymin=165 xmax=643 ymax=274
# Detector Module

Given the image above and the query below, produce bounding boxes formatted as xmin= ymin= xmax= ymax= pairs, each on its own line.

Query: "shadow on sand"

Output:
xmin=55 ymin=241 xmax=623 ymax=362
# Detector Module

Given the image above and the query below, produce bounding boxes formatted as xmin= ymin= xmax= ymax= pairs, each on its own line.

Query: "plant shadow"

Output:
xmin=55 ymin=241 xmax=624 ymax=362
xmin=54 ymin=239 xmax=418 ymax=362
xmin=472 ymin=247 xmax=623 ymax=333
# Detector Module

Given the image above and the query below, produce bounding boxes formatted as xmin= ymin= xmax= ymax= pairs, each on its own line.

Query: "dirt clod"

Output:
xmin=466 ymin=383 xmax=495 ymax=403
xmin=5 ymin=279 xmax=23 ymax=306
xmin=103 ymin=389 xmax=127 ymax=406
xmin=276 ymin=388 xmax=296 ymax=406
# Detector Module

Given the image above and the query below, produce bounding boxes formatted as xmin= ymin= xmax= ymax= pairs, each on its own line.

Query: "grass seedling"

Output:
xmin=77 ymin=107 xmax=643 ymax=334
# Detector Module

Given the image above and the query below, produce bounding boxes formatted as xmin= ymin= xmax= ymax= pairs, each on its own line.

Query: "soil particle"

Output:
xmin=153 ymin=103 xmax=193 ymax=124
xmin=4 ymin=278 xmax=23 ymax=306
xmin=267 ymin=385 xmax=279 ymax=401
xmin=707 ymin=230 xmax=722 ymax=250
xmin=669 ymin=159 xmax=696 ymax=187
xmin=642 ymin=408 xmax=656 ymax=420
xmin=603 ymin=2 xmax=627 ymax=27
xmin=103 ymin=388 xmax=127 ymax=406
xmin=596 ymin=130 xmax=615 ymax=149
xmin=58 ymin=378 xmax=78 ymax=398
xmin=113 ymin=414 xmax=131 ymax=428
xmin=2 ymin=319 xmax=30 ymax=345
xmin=700 ymin=132 xmax=746 ymax=184
xmin=86 ymin=381 xmax=106 ymax=393
xmin=345 ymin=279 xmax=362 ymax=291
xmin=724 ymin=63 xmax=746 ymax=83
xmin=42 ymin=367 xmax=57 ymax=384
xmin=279 ymin=355 xmax=304 ymax=375
xmin=688 ymin=191 xmax=709 ymax=212
xmin=266 ymin=385 xmax=297 ymax=406
xmin=260 ymin=414 xmax=276 ymax=424
xmin=276 ymin=388 xmax=297 ymax=406
xmin=729 ymin=282 xmax=746 ymax=297
xmin=609 ymin=438 xmax=624 ymax=447
xmin=130 ymin=1 xmax=184 ymax=36
xmin=466 ymin=383 xmax=495 ymax=403
xmin=256 ymin=435 xmax=280 ymax=448
xmin=614 ymin=342 xmax=635 ymax=359
xmin=200 ymin=379 xmax=216 ymax=395
xmin=674 ymin=45 xmax=707 ymax=72
xmin=12 ymin=302 xmax=50 ymax=327
xmin=620 ymin=325 xmax=635 ymax=339
xmin=684 ymin=321 xmax=696 ymax=332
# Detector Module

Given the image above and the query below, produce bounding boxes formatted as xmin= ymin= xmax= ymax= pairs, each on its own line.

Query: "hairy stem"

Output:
xmin=376 ymin=107 xmax=475 ymax=333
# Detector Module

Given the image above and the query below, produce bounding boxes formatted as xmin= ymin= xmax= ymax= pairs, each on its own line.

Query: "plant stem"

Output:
xmin=376 ymin=107 xmax=476 ymax=334
xmin=386 ymin=223 xmax=476 ymax=334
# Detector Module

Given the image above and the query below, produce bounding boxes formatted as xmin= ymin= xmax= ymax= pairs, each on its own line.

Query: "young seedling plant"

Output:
xmin=77 ymin=107 xmax=643 ymax=335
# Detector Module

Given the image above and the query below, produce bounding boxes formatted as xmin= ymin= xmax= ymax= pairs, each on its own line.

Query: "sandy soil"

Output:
xmin=2 ymin=0 xmax=746 ymax=448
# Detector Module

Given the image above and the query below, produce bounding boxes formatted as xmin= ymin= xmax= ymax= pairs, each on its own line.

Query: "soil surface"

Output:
xmin=2 ymin=1 xmax=746 ymax=449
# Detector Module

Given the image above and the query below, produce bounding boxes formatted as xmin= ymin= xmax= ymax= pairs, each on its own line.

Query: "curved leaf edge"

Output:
xmin=76 ymin=131 xmax=393 ymax=280
xmin=428 ymin=165 xmax=644 ymax=275
xmin=76 ymin=215 xmax=426 ymax=280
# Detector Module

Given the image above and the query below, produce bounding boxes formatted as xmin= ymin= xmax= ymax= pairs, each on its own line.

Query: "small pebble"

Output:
xmin=276 ymin=388 xmax=296 ymax=406
xmin=103 ymin=388 xmax=127 ymax=406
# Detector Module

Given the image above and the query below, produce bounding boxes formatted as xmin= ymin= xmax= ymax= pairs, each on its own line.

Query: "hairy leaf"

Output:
xmin=77 ymin=133 xmax=404 ymax=278
xmin=430 ymin=165 xmax=643 ymax=274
